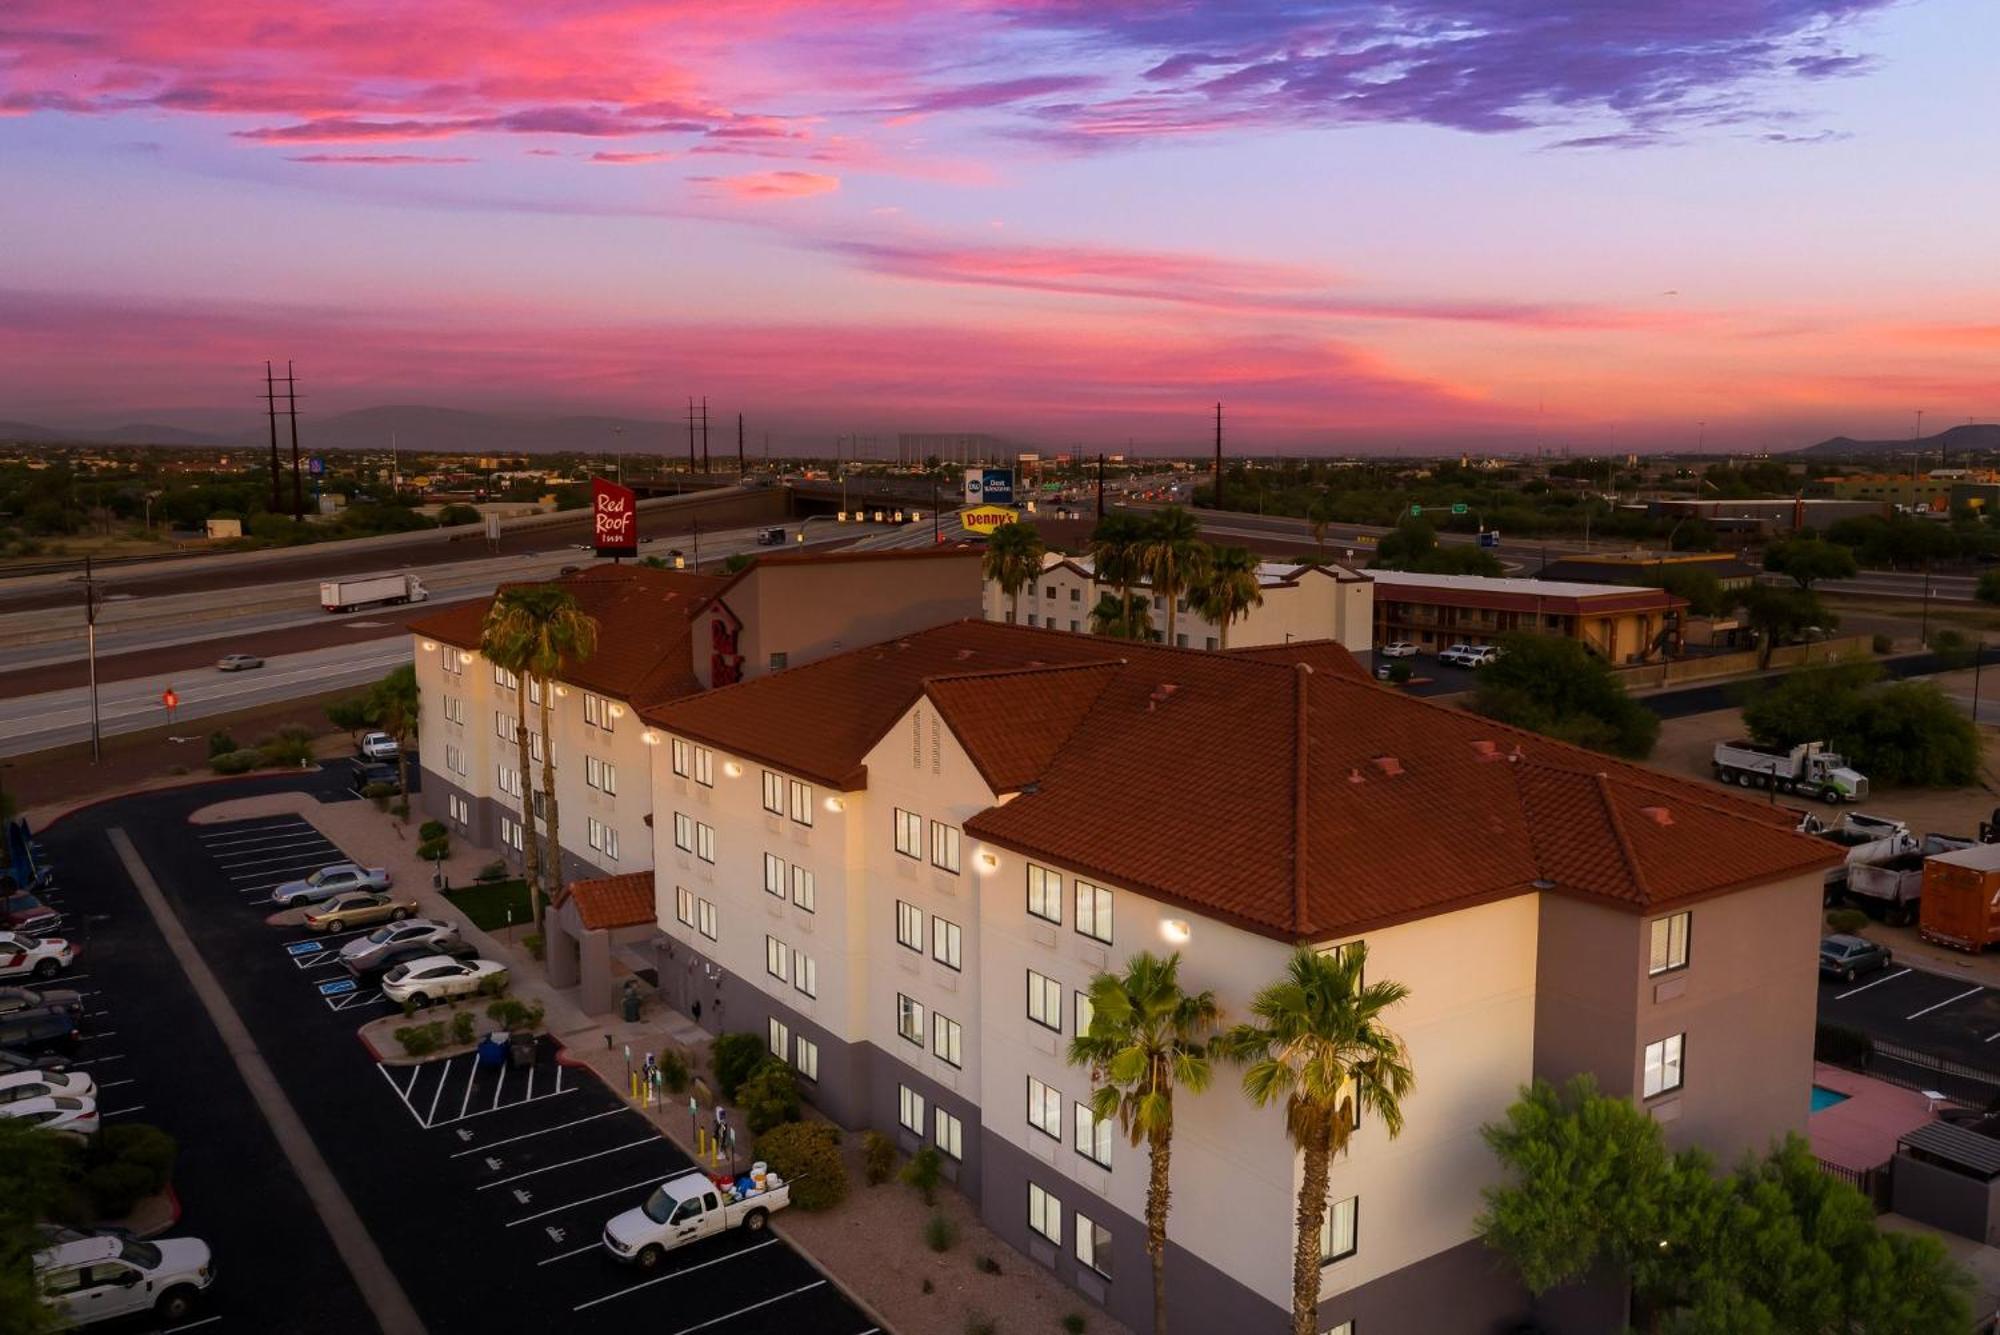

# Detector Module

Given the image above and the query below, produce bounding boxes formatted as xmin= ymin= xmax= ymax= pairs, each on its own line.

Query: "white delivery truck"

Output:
xmin=320 ymin=572 xmax=428 ymax=613
xmin=602 ymin=1169 xmax=789 ymax=1270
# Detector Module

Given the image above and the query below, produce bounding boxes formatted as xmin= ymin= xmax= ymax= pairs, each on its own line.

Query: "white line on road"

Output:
xmin=476 ymin=1137 xmax=662 ymax=1191
xmin=506 ymin=1172 xmax=662 ymax=1227
xmin=1834 ymin=967 xmax=1911 ymax=1000
xmin=198 ymin=824 xmax=310 ymax=846
xmin=102 ymin=1105 xmax=146 ymax=1118
xmin=1907 ymin=986 xmax=1985 ymax=1020
xmin=425 ymin=1058 xmax=453 ymax=1128
xmin=538 ymin=1241 xmax=602 ymax=1266
xmin=212 ymin=837 xmax=334 ymax=863
xmin=428 ymin=1086 xmax=576 ymax=1129
xmin=570 ymin=1238 xmax=786 ymax=1311
xmin=375 ymin=1063 xmax=429 ymax=1129
xmin=448 ymin=1107 xmax=633 ymax=1158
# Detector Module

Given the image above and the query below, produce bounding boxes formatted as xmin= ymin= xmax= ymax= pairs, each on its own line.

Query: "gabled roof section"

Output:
xmin=925 ymin=662 xmax=1123 ymax=793
xmin=1227 ymin=639 xmax=1369 ymax=682
xmin=559 ymin=870 xmax=656 ymax=931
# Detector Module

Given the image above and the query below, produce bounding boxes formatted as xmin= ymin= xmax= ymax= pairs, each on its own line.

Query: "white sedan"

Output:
xmin=0 ymin=1069 xmax=95 ymax=1105
xmin=380 ymin=956 xmax=508 ymax=1007
xmin=1378 ymin=642 xmax=1419 ymax=658
xmin=0 ymin=932 xmax=76 ymax=982
xmin=2 ymin=1093 xmax=99 ymax=1139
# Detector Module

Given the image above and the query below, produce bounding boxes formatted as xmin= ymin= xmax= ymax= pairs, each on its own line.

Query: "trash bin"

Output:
xmin=620 ymin=980 xmax=641 ymax=1023
xmin=509 ymin=1031 xmax=537 ymax=1068
xmin=476 ymin=1032 xmax=509 ymax=1067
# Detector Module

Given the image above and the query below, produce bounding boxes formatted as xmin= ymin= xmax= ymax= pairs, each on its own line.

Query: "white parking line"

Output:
xmin=69 ymin=1053 xmax=125 ymax=1068
xmin=1834 ymin=967 xmax=1911 ymax=1000
xmin=103 ymin=1105 xmax=146 ymax=1117
xmin=213 ymin=838 xmax=337 ymax=864
xmin=198 ymin=825 xmax=310 ymax=847
xmin=431 ymin=1086 xmax=576 ymax=1130
xmin=492 ymin=1064 xmax=507 ymax=1111
xmin=538 ymin=1241 xmax=603 ymax=1266
xmin=448 ymin=1107 xmax=633 ymax=1158
xmin=97 ymin=1079 xmax=135 ymax=1090
xmin=375 ymin=1063 xmax=429 ymax=1129
xmin=459 ymin=1059 xmax=478 ymax=1122
xmin=1908 ymin=986 xmax=1985 ymax=1021
xmin=426 ymin=1059 xmax=454 ymax=1127
xmin=569 ymin=1241 xmax=787 ymax=1312
xmin=220 ymin=849 xmax=341 ymax=872
xmin=141 ymin=1315 xmax=223 ymax=1332
xmin=78 ymin=1031 xmax=119 ymax=1041
xmin=515 ymin=1173 xmax=728 ymax=1230
xmin=476 ymin=1137 xmax=662 ymax=1191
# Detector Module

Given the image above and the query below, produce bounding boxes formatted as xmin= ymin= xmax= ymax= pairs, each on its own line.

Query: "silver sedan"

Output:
xmin=216 ymin=653 xmax=264 ymax=671
xmin=338 ymin=918 xmax=460 ymax=972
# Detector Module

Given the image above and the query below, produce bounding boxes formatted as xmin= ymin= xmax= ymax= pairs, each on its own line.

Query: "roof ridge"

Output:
xmin=1591 ymin=770 xmax=1651 ymax=901
xmin=1512 ymin=753 xmax=1807 ymax=834
xmin=1292 ymin=661 xmax=1312 ymax=934
xmin=924 ymin=660 xmax=1127 ymax=688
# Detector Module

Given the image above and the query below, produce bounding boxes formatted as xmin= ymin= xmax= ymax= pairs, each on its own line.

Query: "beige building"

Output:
xmin=985 ymin=552 xmax=1374 ymax=653
xmin=640 ymin=619 xmax=1834 ymax=1333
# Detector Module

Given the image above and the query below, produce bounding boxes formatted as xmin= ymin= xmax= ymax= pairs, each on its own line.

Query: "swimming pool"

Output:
xmin=1810 ymin=1084 xmax=1851 ymax=1114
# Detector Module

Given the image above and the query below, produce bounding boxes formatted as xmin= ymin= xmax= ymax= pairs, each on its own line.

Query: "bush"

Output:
xmin=1386 ymin=660 xmax=1412 ymax=684
xmin=659 ymin=1048 xmax=689 ymax=1094
xmin=485 ymin=997 xmax=545 ymax=1031
xmin=1471 ymin=633 xmax=1659 ymax=760
xmin=83 ymin=1162 xmax=158 ymax=1220
xmin=925 ymin=1212 xmax=958 ymax=1252
xmin=902 ymin=1144 xmax=943 ymax=1205
xmin=712 ymin=1031 xmax=768 ymax=1099
xmin=737 ymin=1055 xmax=803 ymax=1134
xmin=756 ymin=1121 xmax=847 ymax=1211
xmin=82 ymin=1124 xmax=177 ymax=1218
xmin=259 ymin=730 xmax=314 ymax=767
xmin=209 ymin=748 xmax=262 ymax=775
xmin=438 ymin=504 xmax=483 ymax=526
xmin=419 ymin=820 xmax=448 ymax=842
xmin=390 ymin=799 xmax=410 ymax=820
xmin=1815 ymin=1022 xmax=1874 ymax=1067
xmin=964 ymin=1315 xmax=997 ymax=1335
xmin=362 ymin=780 xmax=394 ymax=809
xmin=975 ymin=1253 xmax=1002 ymax=1275
xmin=1826 ymin=908 xmax=1870 ymax=934
xmin=863 ymin=1130 xmax=897 ymax=1186
xmin=521 ymin=932 xmax=545 ymax=960
xmin=417 ymin=836 xmax=450 ymax=863
xmin=395 ymin=1021 xmax=447 ymax=1056
xmin=206 ymin=730 xmax=237 ymax=758
xmin=475 ymin=860 xmax=509 ymax=883
xmin=1871 ymin=633 xmax=1894 ymax=656
xmin=1062 ymin=1315 xmax=1088 ymax=1334
xmin=452 ymin=1011 xmax=477 ymax=1046
xmin=476 ymin=970 xmax=512 ymax=998
xmin=1931 ymin=628 xmax=1976 ymax=670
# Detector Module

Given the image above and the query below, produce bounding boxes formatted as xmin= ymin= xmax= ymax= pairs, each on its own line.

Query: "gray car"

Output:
xmin=215 ymin=653 xmax=263 ymax=672
xmin=338 ymin=918 xmax=460 ymax=973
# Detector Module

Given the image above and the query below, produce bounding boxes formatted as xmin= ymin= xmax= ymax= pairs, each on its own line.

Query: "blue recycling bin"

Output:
xmin=476 ymin=1033 xmax=509 ymax=1067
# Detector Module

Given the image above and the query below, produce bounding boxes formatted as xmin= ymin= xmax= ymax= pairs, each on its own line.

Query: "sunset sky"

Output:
xmin=3 ymin=1 xmax=1996 ymax=452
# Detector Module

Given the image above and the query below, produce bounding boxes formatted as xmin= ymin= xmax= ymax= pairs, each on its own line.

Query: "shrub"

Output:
xmin=863 ymin=1130 xmax=897 ymax=1186
xmin=257 ymin=727 xmax=315 ymax=767
xmin=83 ymin=1162 xmax=158 ymax=1219
xmin=486 ymin=997 xmax=545 ymax=1030
xmin=1062 ymin=1315 xmax=1088 ymax=1334
xmin=476 ymin=970 xmax=512 ymax=999
xmin=975 ymin=1253 xmax=1002 ymax=1275
xmin=96 ymin=1124 xmax=175 ymax=1189
xmin=390 ymin=800 xmax=410 ymax=820
xmin=417 ymin=836 xmax=450 ymax=863
xmin=452 ymin=1011 xmax=477 ymax=1046
xmin=206 ymin=730 xmax=237 ymax=758
xmin=419 ymin=820 xmax=448 ymax=842
xmin=924 ymin=1212 xmax=958 ymax=1252
xmin=521 ymin=932 xmax=545 ymax=960
xmin=659 ymin=1048 xmax=689 ymax=1094
xmin=902 ymin=1145 xmax=943 ymax=1205
xmin=1871 ymin=633 xmax=1894 ymax=656
xmin=712 ymin=1031 xmax=768 ymax=1099
xmin=362 ymin=781 xmax=394 ymax=809
xmin=1815 ymin=1022 xmax=1873 ymax=1067
xmin=1386 ymin=660 xmax=1412 ymax=685
xmin=1826 ymin=908 xmax=1870 ymax=934
xmin=756 ymin=1121 xmax=847 ymax=1211
xmin=209 ymin=748 xmax=262 ymax=775
xmin=475 ymin=860 xmax=509 ymax=883
xmin=964 ymin=1314 xmax=997 ymax=1335
xmin=395 ymin=1021 xmax=447 ymax=1056
xmin=737 ymin=1055 xmax=803 ymax=1134
xmin=82 ymin=1124 xmax=177 ymax=1217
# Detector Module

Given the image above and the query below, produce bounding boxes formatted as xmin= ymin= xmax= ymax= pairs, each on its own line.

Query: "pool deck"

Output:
xmin=1809 ymin=1062 xmax=1946 ymax=1172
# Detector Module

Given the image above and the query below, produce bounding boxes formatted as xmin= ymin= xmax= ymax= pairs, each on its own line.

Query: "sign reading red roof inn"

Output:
xmin=592 ymin=477 xmax=638 ymax=558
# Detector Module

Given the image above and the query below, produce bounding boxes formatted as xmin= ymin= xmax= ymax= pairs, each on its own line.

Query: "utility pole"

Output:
xmin=1211 ymin=402 xmax=1222 ymax=510
xmin=81 ymin=556 xmax=102 ymax=764
xmin=286 ymin=361 xmax=303 ymax=522
xmin=1096 ymin=453 xmax=1106 ymax=521
xmin=700 ymin=397 xmax=710 ymax=474
xmin=686 ymin=397 xmax=697 ymax=476
xmin=264 ymin=362 xmax=282 ymax=514
xmin=737 ymin=413 xmax=745 ymax=476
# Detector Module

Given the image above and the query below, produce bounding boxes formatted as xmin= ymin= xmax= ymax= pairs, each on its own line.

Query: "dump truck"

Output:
xmin=1712 ymin=740 xmax=1867 ymax=803
xmin=319 ymin=572 xmax=428 ymax=613
xmin=1843 ymin=833 xmax=1973 ymax=925
xmin=1799 ymin=812 xmax=1915 ymax=901
xmin=1919 ymin=843 xmax=2000 ymax=952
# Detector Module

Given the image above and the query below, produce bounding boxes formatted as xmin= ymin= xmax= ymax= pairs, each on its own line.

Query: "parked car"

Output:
xmin=1819 ymin=933 xmax=1894 ymax=982
xmin=359 ymin=732 xmax=400 ymax=761
xmin=270 ymin=864 xmax=392 ymax=909
xmin=304 ymin=892 xmax=419 ymax=933
xmin=349 ymin=758 xmax=402 ymax=793
xmin=343 ymin=935 xmax=476 ymax=981
xmin=0 ymin=985 xmax=82 ymax=1020
xmin=215 ymin=653 xmax=264 ymax=672
xmin=34 ymin=1234 xmax=214 ymax=1325
xmin=379 ymin=956 xmax=508 ymax=1007
xmin=0 ymin=931 xmax=76 ymax=981
xmin=0 ymin=1007 xmax=81 ymax=1058
xmin=1445 ymin=645 xmax=1499 ymax=668
xmin=1437 ymin=642 xmax=1476 ymax=665
xmin=1378 ymin=642 xmax=1419 ymax=659
xmin=0 ymin=1067 xmax=95 ymax=1104
xmin=0 ymin=1046 xmax=69 ymax=1075
xmin=338 ymin=919 xmax=461 ymax=972
xmin=1 ymin=890 xmax=59 ymax=931
xmin=602 ymin=1169 xmax=788 ymax=1269
xmin=0 ymin=1093 xmax=98 ymax=1139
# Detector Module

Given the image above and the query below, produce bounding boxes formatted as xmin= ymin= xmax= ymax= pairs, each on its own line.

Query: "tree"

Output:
xmin=365 ymin=664 xmax=420 ymax=821
xmin=1088 ymin=591 xmax=1152 ymax=640
xmin=1472 ymin=633 xmax=1660 ymax=760
xmin=1306 ymin=492 xmax=1335 ymax=554
xmin=1372 ymin=519 xmax=1437 ymax=570
xmin=1739 ymin=586 xmax=1833 ymax=668
xmin=1639 ymin=566 xmax=1736 ymax=619
xmin=436 ymin=503 xmax=482 ymax=526
xmin=1407 ymin=544 xmax=1504 ymax=577
xmin=1744 ymin=662 xmax=1980 ymax=787
xmin=1763 ymin=538 xmax=1857 ymax=591
xmin=1978 ymin=568 xmax=2000 ymax=606
xmin=480 ymin=610 xmax=543 ymax=923
xmin=1068 ymin=952 xmax=1221 ymax=1335
xmin=982 ymin=520 xmax=1046 ymax=624
xmin=1189 ymin=545 xmax=1263 ymax=649
xmin=1140 ymin=507 xmax=1211 ymax=647
xmin=1223 ymin=944 xmax=1414 ymax=1335
xmin=324 ymin=695 xmax=374 ymax=743
xmin=1089 ymin=513 xmax=1149 ymax=637
xmin=0 ymin=1119 xmax=76 ymax=1333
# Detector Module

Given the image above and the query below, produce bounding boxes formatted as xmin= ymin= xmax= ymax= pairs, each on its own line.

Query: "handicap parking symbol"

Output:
xmin=317 ymin=978 xmax=358 ymax=997
xmin=287 ymin=941 xmax=324 ymax=957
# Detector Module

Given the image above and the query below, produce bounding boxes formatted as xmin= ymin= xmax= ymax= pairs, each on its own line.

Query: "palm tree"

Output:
xmin=1088 ymin=591 xmax=1153 ymax=640
xmin=1141 ymin=507 xmax=1211 ymax=647
xmin=983 ymin=521 xmax=1046 ymax=624
xmin=1307 ymin=492 xmax=1334 ymax=555
xmin=479 ymin=610 xmax=543 ymax=918
xmin=1068 ymin=951 xmax=1221 ymax=1335
xmin=366 ymin=663 xmax=420 ymax=822
xmin=484 ymin=586 xmax=599 ymax=932
xmin=1089 ymin=513 xmax=1147 ymax=637
xmin=1223 ymin=944 xmax=1414 ymax=1335
xmin=1189 ymin=546 xmax=1264 ymax=649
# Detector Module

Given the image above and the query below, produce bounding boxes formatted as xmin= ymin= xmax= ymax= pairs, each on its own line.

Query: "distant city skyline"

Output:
xmin=2 ymin=1 xmax=1996 ymax=451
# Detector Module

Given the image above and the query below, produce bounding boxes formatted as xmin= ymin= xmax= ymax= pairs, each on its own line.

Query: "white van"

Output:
xmin=36 ymin=1234 xmax=214 ymax=1326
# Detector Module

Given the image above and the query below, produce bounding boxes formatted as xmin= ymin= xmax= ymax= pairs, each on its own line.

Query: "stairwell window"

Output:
xmin=1027 ymin=863 xmax=1062 ymax=924
xmin=1027 ymin=970 xmax=1062 ymax=1031
xmin=930 ymin=822 xmax=961 ymax=874
xmin=894 ymin=808 xmax=923 ymax=859
xmin=1076 ymin=1214 xmax=1113 ymax=1279
xmin=791 ymin=867 xmax=815 ymax=913
xmin=1028 ymin=1077 xmax=1063 ymax=1140
xmin=1643 ymin=1034 xmax=1685 ymax=1098
xmin=1028 ymin=1183 xmax=1062 ymax=1247
xmin=762 ymin=770 xmax=784 ymax=815
xmin=1075 ymin=881 xmax=1112 ymax=945
xmin=1320 ymin=1196 xmax=1358 ymax=1265
xmin=1649 ymin=912 xmax=1691 ymax=976
xmin=896 ymin=993 xmax=925 ymax=1046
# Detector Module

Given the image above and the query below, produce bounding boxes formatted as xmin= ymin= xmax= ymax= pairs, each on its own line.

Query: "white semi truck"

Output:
xmin=319 ymin=572 xmax=428 ymax=613
xmin=1712 ymin=740 xmax=1867 ymax=804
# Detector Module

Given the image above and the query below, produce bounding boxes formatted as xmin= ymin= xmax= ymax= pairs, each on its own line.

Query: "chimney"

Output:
xmin=1370 ymin=755 xmax=1404 ymax=777
xmin=1639 ymin=806 xmax=1674 ymax=827
xmin=1469 ymin=739 xmax=1501 ymax=761
xmin=1147 ymin=683 xmax=1181 ymax=712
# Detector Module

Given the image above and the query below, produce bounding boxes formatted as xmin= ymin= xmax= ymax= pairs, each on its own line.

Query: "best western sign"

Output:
xmin=960 ymin=505 xmax=1018 ymax=534
xmin=591 ymin=477 xmax=638 ymax=558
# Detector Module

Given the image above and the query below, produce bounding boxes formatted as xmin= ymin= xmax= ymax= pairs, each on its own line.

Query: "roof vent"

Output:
xmin=1507 ymin=744 xmax=1526 ymax=763
xmin=1531 ymin=878 xmax=1556 ymax=890
xmin=1470 ymin=740 xmax=1500 ymax=761
xmin=1348 ymin=768 xmax=1366 ymax=785
xmin=1639 ymin=806 xmax=1674 ymax=827
xmin=955 ymin=648 xmax=975 ymax=661
xmin=1370 ymin=755 xmax=1404 ymax=777
xmin=1147 ymin=683 xmax=1181 ymax=712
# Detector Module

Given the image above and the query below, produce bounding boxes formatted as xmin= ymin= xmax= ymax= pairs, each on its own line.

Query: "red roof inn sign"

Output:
xmin=592 ymin=477 xmax=638 ymax=558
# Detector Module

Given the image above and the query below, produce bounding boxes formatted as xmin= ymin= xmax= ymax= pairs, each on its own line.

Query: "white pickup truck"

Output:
xmin=602 ymin=1169 xmax=789 ymax=1270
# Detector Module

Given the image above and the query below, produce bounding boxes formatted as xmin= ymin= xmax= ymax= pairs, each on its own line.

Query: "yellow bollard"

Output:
xmin=630 ymin=1071 xmax=640 ymax=1099
xmin=697 ymin=1128 xmax=708 ymax=1159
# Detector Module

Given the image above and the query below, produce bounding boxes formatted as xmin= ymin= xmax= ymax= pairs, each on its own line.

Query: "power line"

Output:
xmin=286 ymin=361 xmax=303 ymax=522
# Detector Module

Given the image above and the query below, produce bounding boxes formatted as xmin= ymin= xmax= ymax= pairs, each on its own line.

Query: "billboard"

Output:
xmin=963 ymin=467 xmax=1015 ymax=506
xmin=591 ymin=476 xmax=638 ymax=558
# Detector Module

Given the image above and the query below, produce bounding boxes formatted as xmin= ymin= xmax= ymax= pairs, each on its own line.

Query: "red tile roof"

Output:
xmin=408 ymin=564 xmax=732 ymax=709
xmin=646 ymin=619 xmax=1836 ymax=941
xmin=560 ymin=870 xmax=656 ymax=931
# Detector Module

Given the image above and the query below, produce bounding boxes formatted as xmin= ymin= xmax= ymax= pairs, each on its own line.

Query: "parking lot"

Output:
xmin=41 ymin=773 xmax=878 ymax=1334
xmin=1820 ymin=960 xmax=2000 ymax=1087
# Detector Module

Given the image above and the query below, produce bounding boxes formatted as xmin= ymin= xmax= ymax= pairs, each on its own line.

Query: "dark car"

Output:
xmin=1820 ymin=934 xmax=1893 ymax=983
xmin=0 ymin=1045 xmax=69 ymax=1075
xmin=344 ymin=936 xmax=476 ymax=981
xmin=0 ymin=985 xmax=82 ymax=1020
xmin=350 ymin=758 xmax=402 ymax=793
xmin=0 ymin=892 xmax=57 ymax=931
xmin=0 ymin=1007 xmax=81 ymax=1058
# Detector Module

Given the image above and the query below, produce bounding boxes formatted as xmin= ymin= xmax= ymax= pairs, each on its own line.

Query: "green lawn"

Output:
xmin=443 ymin=879 xmax=532 ymax=932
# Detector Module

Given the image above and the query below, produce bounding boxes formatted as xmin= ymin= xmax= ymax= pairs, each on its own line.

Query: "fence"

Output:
xmin=1822 ymin=1036 xmax=2000 ymax=1110
xmin=1612 ymin=635 xmax=1873 ymax=689
xmin=1814 ymin=1157 xmax=1891 ymax=1209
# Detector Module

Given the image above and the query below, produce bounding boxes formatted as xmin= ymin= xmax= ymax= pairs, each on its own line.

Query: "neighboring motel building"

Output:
xmin=985 ymin=551 xmax=1374 ymax=654
xmin=640 ymin=618 xmax=1836 ymax=1333
xmin=1369 ymin=570 xmax=1685 ymax=664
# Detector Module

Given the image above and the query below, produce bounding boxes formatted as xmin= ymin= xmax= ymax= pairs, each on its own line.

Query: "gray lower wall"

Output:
xmin=1892 ymin=1152 xmax=2000 ymax=1246
xmin=419 ymin=765 xmax=608 ymax=886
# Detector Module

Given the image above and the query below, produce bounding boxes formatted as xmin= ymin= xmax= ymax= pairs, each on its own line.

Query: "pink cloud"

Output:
xmin=590 ymin=150 xmax=675 ymax=164
xmin=286 ymin=154 xmax=476 ymax=166
xmin=691 ymin=170 xmax=840 ymax=200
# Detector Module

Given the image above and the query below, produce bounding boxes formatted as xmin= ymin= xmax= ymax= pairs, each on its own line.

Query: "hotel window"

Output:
xmin=675 ymin=886 xmax=695 ymax=927
xmin=584 ymin=692 xmax=613 ymax=731
xmin=1027 ymin=614 xmax=1038 ymax=627
xmin=1077 ymin=1213 xmax=1113 ymax=1279
xmin=929 ymin=821 xmax=961 ymax=874
xmin=442 ymin=694 xmax=464 ymax=724
xmin=695 ymin=821 xmax=715 ymax=863
xmin=492 ymin=664 xmax=516 ymax=690
xmin=444 ymin=743 xmax=462 ymax=775
xmin=1649 ymin=912 xmax=1691 ymax=976
xmin=894 ymin=808 xmax=923 ymax=859
xmin=671 ymin=738 xmax=690 ymax=777
xmin=789 ymin=779 xmax=813 ymax=826
xmin=1643 ymin=1034 xmax=1685 ymax=1098
xmin=935 ymin=1107 xmax=963 ymax=1160
xmin=767 ymin=1016 xmax=789 ymax=1059
xmin=896 ymin=901 xmax=924 ymax=953
xmin=1320 ymin=1196 xmax=1358 ymax=1265
xmin=587 ymin=817 xmax=606 ymax=852
xmin=932 ymin=916 xmax=962 ymax=971
xmin=764 ymin=853 xmax=787 ymax=898
xmin=1027 ymin=970 xmax=1062 ymax=1031
xmin=527 ymin=729 xmax=544 ymax=764
xmin=586 ymin=755 xmax=617 ymax=794
xmin=442 ymin=645 xmax=461 ymax=674
xmin=899 ymin=1085 xmax=925 ymax=1134
xmin=448 ymin=794 xmax=469 ymax=824
xmin=791 ymin=866 xmax=816 ymax=913
xmin=1074 ymin=989 xmax=1094 ymax=1038
xmin=1045 ymin=585 xmax=1055 ymax=599
xmin=528 ymin=677 xmax=542 ymax=706
xmin=762 ymin=770 xmax=784 ymax=815
xmin=673 ymin=812 xmax=694 ymax=853
xmin=1028 ymin=1183 xmax=1062 ymax=1247
xmin=496 ymin=710 xmax=512 ymax=740
xmin=693 ymin=745 xmax=714 ymax=786
xmin=1028 ymin=1077 xmax=1063 ymax=1140
xmin=1075 ymin=881 xmax=1112 ymax=945
xmin=794 ymin=952 xmax=817 ymax=999
xmin=1075 ymin=1103 xmax=1113 ymax=1168
xmin=795 ymin=1037 xmax=818 ymax=1081
xmin=500 ymin=817 xmax=523 ymax=851
xmin=1027 ymin=863 xmax=1062 ymax=924
xmin=932 ymin=1013 xmax=963 ymax=1068
xmin=697 ymin=897 xmax=717 ymax=940
xmin=896 ymin=993 xmax=925 ymax=1046
xmin=497 ymin=766 xmax=523 ymax=798
xmin=604 ymin=827 xmax=619 ymax=860
xmin=765 ymin=936 xmax=791 ymax=981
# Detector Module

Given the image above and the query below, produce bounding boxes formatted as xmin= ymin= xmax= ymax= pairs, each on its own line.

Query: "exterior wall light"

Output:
xmin=978 ymin=851 xmax=1000 ymax=872
xmin=609 ymin=703 xmax=626 ymax=719
xmin=421 ymin=640 xmax=438 ymax=652
xmin=642 ymin=731 xmax=660 ymax=746
xmin=555 ymin=685 xmax=569 ymax=698
xmin=1161 ymin=919 xmax=1192 ymax=944
xmin=723 ymin=761 xmax=743 ymax=778
xmin=457 ymin=651 xmax=473 ymax=664
xmin=824 ymin=795 xmax=846 ymax=813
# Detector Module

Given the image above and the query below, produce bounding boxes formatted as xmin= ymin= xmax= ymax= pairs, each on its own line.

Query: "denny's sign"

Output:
xmin=960 ymin=505 xmax=1018 ymax=534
